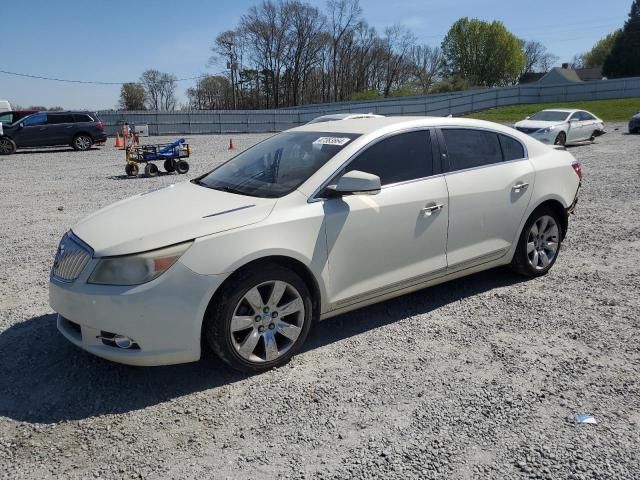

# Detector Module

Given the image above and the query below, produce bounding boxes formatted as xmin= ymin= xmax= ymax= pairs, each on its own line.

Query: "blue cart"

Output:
xmin=125 ymin=138 xmax=191 ymax=177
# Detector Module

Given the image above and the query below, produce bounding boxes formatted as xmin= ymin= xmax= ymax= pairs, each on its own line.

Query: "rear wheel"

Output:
xmin=204 ymin=265 xmax=313 ymax=372
xmin=176 ymin=160 xmax=189 ymax=174
xmin=72 ymin=134 xmax=92 ymax=151
xmin=125 ymin=163 xmax=139 ymax=177
xmin=144 ymin=163 xmax=158 ymax=177
xmin=0 ymin=137 xmax=16 ymax=155
xmin=554 ymin=132 xmax=566 ymax=146
xmin=511 ymin=207 xmax=563 ymax=277
xmin=164 ymin=159 xmax=176 ymax=172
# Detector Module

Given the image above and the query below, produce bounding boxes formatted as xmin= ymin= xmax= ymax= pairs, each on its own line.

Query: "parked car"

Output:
xmin=629 ymin=112 xmax=640 ymax=134
xmin=513 ymin=109 xmax=605 ymax=146
xmin=0 ymin=110 xmax=39 ymax=125
xmin=50 ymin=117 xmax=581 ymax=372
xmin=0 ymin=111 xmax=107 ymax=155
xmin=306 ymin=112 xmax=383 ymax=124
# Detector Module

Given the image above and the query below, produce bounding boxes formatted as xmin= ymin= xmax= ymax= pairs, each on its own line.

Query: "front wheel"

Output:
xmin=204 ymin=265 xmax=313 ymax=372
xmin=0 ymin=137 xmax=16 ymax=155
xmin=510 ymin=207 xmax=563 ymax=277
xmin=144 ymin=163 xmax=158 ymax=177
xmin=72 ymin=134 xmax=93 ymax=151
xmin=554 ymin=132 xmax=566 ymax=146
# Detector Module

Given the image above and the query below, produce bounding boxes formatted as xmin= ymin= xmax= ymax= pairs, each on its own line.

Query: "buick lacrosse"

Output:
xmin=50 ymin=117 xmax=581 ymax=372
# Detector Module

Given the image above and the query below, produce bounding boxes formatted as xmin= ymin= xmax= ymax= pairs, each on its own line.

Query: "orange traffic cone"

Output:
xmin=228 ymin=138 xmax=234 ymax=150
xmin=114 ymin=132 xmax=123 ymax=148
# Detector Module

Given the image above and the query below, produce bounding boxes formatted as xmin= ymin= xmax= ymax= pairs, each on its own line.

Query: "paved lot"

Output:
xmin=0 ymin=126 xmax=639 ymax=479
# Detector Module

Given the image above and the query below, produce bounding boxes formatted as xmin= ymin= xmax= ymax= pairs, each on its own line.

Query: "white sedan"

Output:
xmin=50 ymin=117 xmax=582 ymax=372
xmin=514 ymin=109 xmax=605 ymax=146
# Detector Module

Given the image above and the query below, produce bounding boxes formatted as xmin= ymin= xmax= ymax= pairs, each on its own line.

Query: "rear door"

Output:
xmin=12 ymin=113 xmax=49 ymax=147
xmin=46 ymin=113 xmax=76 ymax=145
xmin=439 ymin=128 xmax=534 ymax=269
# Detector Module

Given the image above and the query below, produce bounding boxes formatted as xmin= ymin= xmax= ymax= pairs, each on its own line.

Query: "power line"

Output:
xmin=0 ymin=69 xmax=215 ymax=85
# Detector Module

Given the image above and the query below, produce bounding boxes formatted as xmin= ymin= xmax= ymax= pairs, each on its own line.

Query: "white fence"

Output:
xmin=98 ymin=77 xmax=640 ymax=136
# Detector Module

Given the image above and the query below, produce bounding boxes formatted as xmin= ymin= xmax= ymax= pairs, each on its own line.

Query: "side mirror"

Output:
xmin=327 ymin=170 xmax=381 ymax=196
xmin=18 ymin=123 xmax=24 ymax=128
xmin=525 ymin=116 xmax=530 ymax=120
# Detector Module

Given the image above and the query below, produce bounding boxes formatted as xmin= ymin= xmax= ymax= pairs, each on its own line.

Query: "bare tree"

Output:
xmin=140 ymin=69 xmax=177 ymax=111
xmin=118 ymin=83 xmax=146 ymax=110
xmin=186 ymin=75 xmax=231 ymax=109
xmin=521 ymin=40 xmax=559 ymax=73
xmin=410 ymin=45 xmax=443 ymax=93
xmin=327 ymin=0 xmax=361 ymax=101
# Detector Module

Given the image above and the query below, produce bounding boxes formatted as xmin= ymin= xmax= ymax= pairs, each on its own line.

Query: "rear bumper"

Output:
xmin=93 ymin=133 xmax=108 ymax=143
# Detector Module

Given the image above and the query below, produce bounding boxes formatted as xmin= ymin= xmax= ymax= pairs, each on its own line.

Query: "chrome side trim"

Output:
xmin=202 ymin=204 xmax=256 ymax=218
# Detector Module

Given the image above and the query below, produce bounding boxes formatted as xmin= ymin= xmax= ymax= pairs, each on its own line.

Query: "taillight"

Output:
xmin=96 ymin=121 xmax=104 ymax=130
xmin=572 ymin=162 xmax=582 ymax=179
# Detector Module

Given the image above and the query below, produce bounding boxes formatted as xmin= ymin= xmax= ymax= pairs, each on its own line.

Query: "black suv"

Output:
xmin=0 ymin=111 xmax=107 ymax=155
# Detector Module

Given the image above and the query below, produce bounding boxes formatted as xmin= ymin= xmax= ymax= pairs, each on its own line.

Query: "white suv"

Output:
xmin=50 ymin=117 xmax=581 ymax=372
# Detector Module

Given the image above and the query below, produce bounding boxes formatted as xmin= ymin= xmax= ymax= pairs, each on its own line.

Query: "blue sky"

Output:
xmin=0 ymin=0 xmax=631 ymax=109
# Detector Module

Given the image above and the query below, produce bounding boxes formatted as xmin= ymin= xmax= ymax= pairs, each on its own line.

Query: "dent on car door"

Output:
xmin=439 ymin=128 xmax=534 ymax=269
xmin=322 ymin=130 xmax=449 ymax=307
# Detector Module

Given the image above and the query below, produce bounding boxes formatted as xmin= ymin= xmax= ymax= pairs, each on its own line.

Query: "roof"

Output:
xmin=519 ymin=72 xmax=546 ymax=84
xmin=537 ymin=67 xmax=582 ymax=85
xmin=291 ymin=115 xmax=521 ymax=136
xmin=539 ymin=109 xmax=581 ymax=114
xmin=576 ymin=67 xmax=603 ymax=82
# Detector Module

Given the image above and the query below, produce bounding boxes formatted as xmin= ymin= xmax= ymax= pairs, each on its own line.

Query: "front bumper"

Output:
xmin=50 ymin=260 xmax=228 ymax=366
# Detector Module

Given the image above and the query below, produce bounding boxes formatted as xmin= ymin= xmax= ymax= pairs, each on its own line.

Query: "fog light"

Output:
xmin=114 ymin=335 xmax=134 ymax=349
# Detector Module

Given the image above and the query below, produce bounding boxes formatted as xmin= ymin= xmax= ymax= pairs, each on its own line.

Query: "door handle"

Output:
xmin=512 ymin=182 xmax=529 ymax=193
xmin=421 ymin=203 xmax=444 ymax=216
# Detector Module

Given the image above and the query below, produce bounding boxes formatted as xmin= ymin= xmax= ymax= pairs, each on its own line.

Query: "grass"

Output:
xmin=465 ymin=97 xmax=640 ymax=123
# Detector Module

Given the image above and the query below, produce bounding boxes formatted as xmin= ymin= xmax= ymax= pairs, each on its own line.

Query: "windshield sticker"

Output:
xmin=313 ymin=137 xmax=351 ymax=146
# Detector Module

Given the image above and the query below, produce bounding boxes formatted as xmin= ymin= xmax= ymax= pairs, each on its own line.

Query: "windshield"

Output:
xmin=529 ymin=111 xmax=570 ymax=122
xmin=196 ymin=131 xmax=360 ymax=198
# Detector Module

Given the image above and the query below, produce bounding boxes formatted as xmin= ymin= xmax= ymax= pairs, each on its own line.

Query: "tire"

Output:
xmin=554 ymin=132 xmax=566 ymax=146
xmin=72 ymin=134 xmax=93 ymax=151
xmin=164 ymin=159 xmax=176 ymax=173
xmin=510 ymin=207 xmax=563 ymax=278
xmin=0 ymin=137 xmax=16 ymax=155
xmin=144 ymin=163 xmax=158 ymax=177
xmin=176 ymin=160 xmax=189 ymax=174
xmin=125 ymin=163 xmax=139 ymax=177
xmin=204 ymin=264 xmax=313 ymax=372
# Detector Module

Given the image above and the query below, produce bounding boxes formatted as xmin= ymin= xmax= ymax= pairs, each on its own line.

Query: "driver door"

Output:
xmin=321 ymin=130 xmax=449 ymax=308
xmin=13 ymin=113 xmax=49 ymax=147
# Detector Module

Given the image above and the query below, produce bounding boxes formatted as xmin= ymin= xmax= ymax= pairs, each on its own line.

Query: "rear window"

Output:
xmin=73 ymin=114 xmax=93 ymax=122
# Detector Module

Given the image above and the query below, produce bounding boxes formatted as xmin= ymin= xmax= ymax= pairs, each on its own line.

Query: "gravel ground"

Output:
xmin=0 ymin=126 xmax=639 ymax=479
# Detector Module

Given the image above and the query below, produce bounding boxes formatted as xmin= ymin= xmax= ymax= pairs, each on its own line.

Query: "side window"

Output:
xmin=570 ymin=112 xmax=581 ymax=121
xmin=498 ymin=134 xmax=525 ymax=161
xmin=22 ymin=113 xmax=47 ymax=126
xmin=47 ymin=114 xmax=74 ymax=124
xmin=442 ymin=129 xmax=502 ymax=170
xmin=346 ymin=131 xmax=433 ymax=186
xmin=0 ymin=113 xmax=13 ymax=124
xmin=580 ymin=111 xmax=595 ymax=121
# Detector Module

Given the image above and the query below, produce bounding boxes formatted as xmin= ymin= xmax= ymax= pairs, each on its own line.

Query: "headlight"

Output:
xmin=539 ymin=126 xmax=556 ymax=134
xmin=88 ymin=241 xmax=193 ymax=285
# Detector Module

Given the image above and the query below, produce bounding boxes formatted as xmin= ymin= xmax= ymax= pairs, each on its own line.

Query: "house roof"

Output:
xmin=537 ymin=67 xmax=583 ymax=85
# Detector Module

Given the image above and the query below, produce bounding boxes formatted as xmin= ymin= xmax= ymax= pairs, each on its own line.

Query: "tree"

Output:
xmin=410 ymin=44 xmax=443 ymax=93
xmin=327 ymin=0 xmax=362 ymax=101
xmin=118 ymin=83 xmax=146 ymax=110
xmin=140 ymin=69 xmax=177 ymax=110
xmin=441 ymin=17 xmax=525 ymax=86
xmin=521 ymin=40 xmax=558 ymax=73
xmin=186 ymin=75 xmax=232 ymax=109
xmin=583 ymin=30 xmax=622 ymax=67
xmin=603 ymin=0 xmax=640 ymax=78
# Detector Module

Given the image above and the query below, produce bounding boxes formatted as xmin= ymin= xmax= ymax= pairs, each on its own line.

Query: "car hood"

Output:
xmin=73 ymin=182 xmax=277 ymax=257
xmin=514 ymin=120 xmax=566 ymax=130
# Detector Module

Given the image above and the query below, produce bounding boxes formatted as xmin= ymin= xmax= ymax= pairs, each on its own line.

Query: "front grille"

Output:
xmin=516 ymin=127 xmax=540 ymax=134
xmin=51 ymin=233 xmax=92 ymax=282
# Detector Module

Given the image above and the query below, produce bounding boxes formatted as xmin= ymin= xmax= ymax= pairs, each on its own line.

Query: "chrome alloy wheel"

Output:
xmin=526 ymin=215 xmax=559 ymax=270
xmin=74 ymin=135 xmax=91 ymax=150
xmin=230 ymin=280 xmax=305 ymax=363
